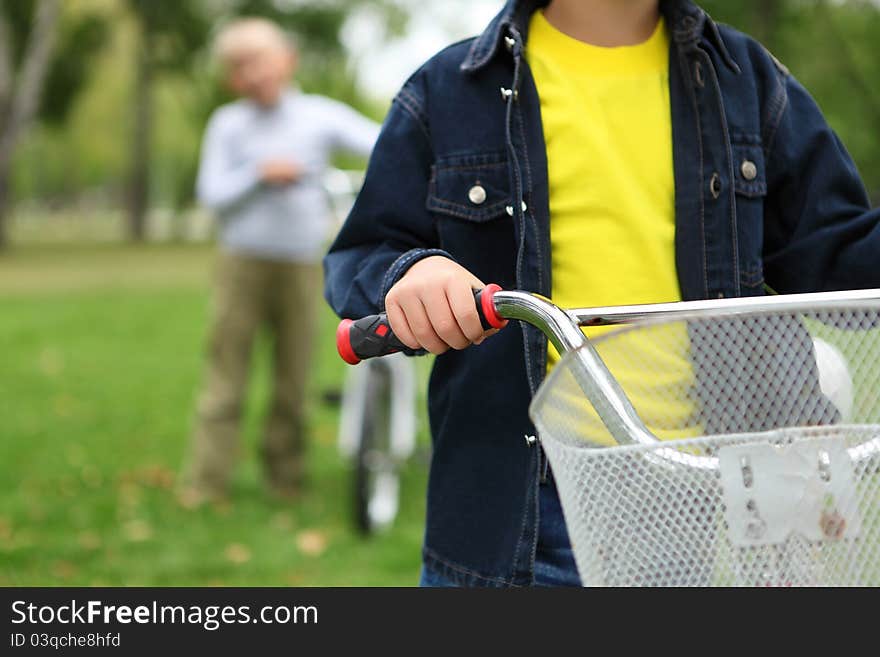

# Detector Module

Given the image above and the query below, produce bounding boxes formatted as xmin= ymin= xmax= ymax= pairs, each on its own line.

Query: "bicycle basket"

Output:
xmin=531 ymin=304 xmax=880 ymax=586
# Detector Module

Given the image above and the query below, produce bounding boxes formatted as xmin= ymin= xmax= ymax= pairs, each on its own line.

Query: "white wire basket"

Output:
xmin=531 ymin=303 xmax=880 ymax=586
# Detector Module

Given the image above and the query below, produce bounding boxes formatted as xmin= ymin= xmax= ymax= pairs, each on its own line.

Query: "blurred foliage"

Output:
xmin=125 ymin=0 xmax=211 ymax=72
xmin=12 ymin=0 xmax=405 ymax=216
xmin=701 ymin=0 xmax=880 ymax=195
xmin=39 ymin=11 xmax=108 ymax=125
xmin=7 ymin=0 xmax=880 ymax=216
xmin=1 ymin=0 xmax=108 ymax=126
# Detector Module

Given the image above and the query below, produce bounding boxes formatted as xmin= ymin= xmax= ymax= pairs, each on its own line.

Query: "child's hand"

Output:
xmin=260 ymin=159 xmax=302 ymax=185
xmin=385 ymin=256 xmax=498 ymax=355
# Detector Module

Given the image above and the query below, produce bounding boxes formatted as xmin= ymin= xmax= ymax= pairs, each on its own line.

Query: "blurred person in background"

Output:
xmin=179 ymin=17 xmax=380 ymax=505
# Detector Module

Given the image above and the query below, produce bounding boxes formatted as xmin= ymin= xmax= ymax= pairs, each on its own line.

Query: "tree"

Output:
xmin=0 ymin=0 xmax=60 ymax=249
xmin=0 ymin=1 xmax=109 ymax=249
xmin=124 ymin=0 xmax=210 ymax=242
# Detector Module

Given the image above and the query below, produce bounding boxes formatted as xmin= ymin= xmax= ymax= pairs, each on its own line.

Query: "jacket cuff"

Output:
xmin=380 ymin=248 xmax=455 ymax=308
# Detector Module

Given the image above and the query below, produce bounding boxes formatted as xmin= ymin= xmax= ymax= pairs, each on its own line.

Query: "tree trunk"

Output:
xmin=126 ymin=26 xmax=153 ymax=242
xmin=752 ymin=0 xmax=783 ymax=48
xmin=0 ymin=0 xmax=60 ymax=249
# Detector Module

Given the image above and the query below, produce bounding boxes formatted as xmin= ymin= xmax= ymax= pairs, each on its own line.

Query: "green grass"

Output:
xmin=0 ymin=243 xmax=429 ymax=586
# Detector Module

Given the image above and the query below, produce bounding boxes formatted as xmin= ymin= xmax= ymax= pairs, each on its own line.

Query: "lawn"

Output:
xmin=0 ymin=243 xmax=430 ymax=586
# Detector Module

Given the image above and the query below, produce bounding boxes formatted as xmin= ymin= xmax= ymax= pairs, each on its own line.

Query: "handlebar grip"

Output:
xmin=336 ymin=284 xmax=506 ymax=365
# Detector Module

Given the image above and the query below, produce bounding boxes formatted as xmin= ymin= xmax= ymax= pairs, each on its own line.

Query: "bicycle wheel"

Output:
xmin=353 ymin=361 xmax=400 ymax=534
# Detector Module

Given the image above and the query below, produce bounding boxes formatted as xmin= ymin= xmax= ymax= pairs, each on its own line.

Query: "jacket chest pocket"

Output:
xmin=733 ymin=140 xmax=767 ymax=296
xmin=427 ymin=152 xmax=517 ymax=283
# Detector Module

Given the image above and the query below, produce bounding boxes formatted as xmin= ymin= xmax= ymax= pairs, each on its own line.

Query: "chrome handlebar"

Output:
xmin=495 ymin=288 xmax=880 ymax=470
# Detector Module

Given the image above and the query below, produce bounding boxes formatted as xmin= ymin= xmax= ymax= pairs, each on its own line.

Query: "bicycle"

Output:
xmin=337 ymin=286 xmax=880 ymax=585
xmin=324 ymin=168 xmax=420 ymax=535
xmin=336 ymin=351 xmax=417 ymax=534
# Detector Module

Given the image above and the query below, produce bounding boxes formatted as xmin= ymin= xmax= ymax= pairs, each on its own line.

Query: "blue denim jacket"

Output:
xmin=324 ymin=0 xmax=880 ymax=586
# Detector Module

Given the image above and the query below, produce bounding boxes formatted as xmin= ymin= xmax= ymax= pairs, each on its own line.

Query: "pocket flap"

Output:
xmin=733 ymin=142 xmax=767 ymax=198
xmin=427 ymin=152 xmax=511 ymax=222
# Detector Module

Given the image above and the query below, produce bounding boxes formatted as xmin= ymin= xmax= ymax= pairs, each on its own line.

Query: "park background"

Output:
xmin=1 ymin=0 xmax=879 ymax=586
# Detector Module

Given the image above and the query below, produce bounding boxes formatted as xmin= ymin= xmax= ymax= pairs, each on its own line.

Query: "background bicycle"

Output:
xmin=324 ymin=168 xmax=426 ymax=536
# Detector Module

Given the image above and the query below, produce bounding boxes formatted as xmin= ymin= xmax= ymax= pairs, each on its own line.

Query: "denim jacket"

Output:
xmin=324 ymin=0 xmax=880 ymax=586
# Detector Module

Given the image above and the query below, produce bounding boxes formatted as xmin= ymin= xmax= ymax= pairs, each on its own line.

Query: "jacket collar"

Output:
xmin=460 ymin=0 xmax=739 ymax=74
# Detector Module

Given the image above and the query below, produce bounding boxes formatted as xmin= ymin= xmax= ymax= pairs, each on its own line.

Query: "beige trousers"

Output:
xmin=182 ymin=252 xmax=320 ymax=498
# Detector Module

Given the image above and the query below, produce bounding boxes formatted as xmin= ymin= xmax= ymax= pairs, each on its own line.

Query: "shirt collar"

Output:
xmin=247 ymin=86 xmax=299 ymax=114
xmin=459 ymin=0 xmax=739 ymax=75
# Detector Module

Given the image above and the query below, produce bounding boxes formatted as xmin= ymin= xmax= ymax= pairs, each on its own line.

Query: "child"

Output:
xmin=180 ymin=18 xmax=380 ymax=505
xmin=324 ymin=0 xmax=880 ymax=586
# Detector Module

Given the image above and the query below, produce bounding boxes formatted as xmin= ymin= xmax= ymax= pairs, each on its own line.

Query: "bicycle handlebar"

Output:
xmin=336 ymin=284 xmax=507 ymax=365
xmin=336 ymin=285 xmax=880 ymax=467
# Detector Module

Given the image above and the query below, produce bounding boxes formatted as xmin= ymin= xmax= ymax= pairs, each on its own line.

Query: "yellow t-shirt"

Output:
xmin=527 ymin=12 xmax=699 ymax=443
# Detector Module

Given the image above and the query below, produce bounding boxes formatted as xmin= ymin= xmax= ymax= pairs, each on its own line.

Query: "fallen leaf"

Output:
xmin=141 ymin=465 xmax=176 ymax=490
xmin=123 ymin=520 xmax=152 ymax=542
xmin=296 ymin=530 xmax=328 ymax=557
xmin=78 ymin=531 xmax=102 ymax=551
xmin=286 ymin=573 xmax=305 ymax=586
xmin=52 ymin=560 xmax=77 ymax=581
xmin=224 ymin=543 xmax=251 ymax=564
xmin=117 ymin=482 xmax=142 ymax=508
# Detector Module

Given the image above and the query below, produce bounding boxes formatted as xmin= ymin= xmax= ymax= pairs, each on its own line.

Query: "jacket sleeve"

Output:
xmin=323 ymin=79 xmax=452 ymax=320
xmin=763 ymin=72 xmax=880 ymax=294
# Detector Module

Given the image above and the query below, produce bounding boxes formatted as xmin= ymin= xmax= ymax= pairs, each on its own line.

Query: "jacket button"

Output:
xmin=709 ymin=172 xmax=722 ymax=199
xmin=694 ymin=61 xmax=705 ymax=88
xmin=741 ymin=160 xmax=758 ymax=181
xmin=468 ymin=184 xmax=487 ymax=205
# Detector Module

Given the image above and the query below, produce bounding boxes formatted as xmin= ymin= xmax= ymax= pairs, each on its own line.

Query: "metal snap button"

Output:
xmin=468 ymin=184 xmax=487 ymax=205
xmin=500 ymin=87 xmax=518 ymax=102
xmin=504 ymin=36 xmax=516 ymax=52
xmin=710 ymin=172 xmax=722 ymax=199
xmin=694 ymin=61 xmax=705 ymax=88
xmin=741 ymin=160 xmax=758 ymax=181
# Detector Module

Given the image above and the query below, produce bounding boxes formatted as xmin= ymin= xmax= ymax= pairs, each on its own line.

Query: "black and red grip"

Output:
xmin=336 ymin=284 xmax=507 ymax=365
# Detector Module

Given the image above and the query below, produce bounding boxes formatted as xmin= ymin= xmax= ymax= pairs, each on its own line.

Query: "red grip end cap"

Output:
xmin=481 ymin=283 xmax=508 ymax=329
xmin=336 ymin=319 xmax=361 ymax=365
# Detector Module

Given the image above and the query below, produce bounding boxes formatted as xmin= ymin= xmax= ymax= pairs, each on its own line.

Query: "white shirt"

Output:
xmin=196 ymin=89 xmax=380 ymax=262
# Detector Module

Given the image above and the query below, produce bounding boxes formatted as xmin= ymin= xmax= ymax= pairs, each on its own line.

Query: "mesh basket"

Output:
xmin=531 ymin=305 xmax=880 ymax=586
